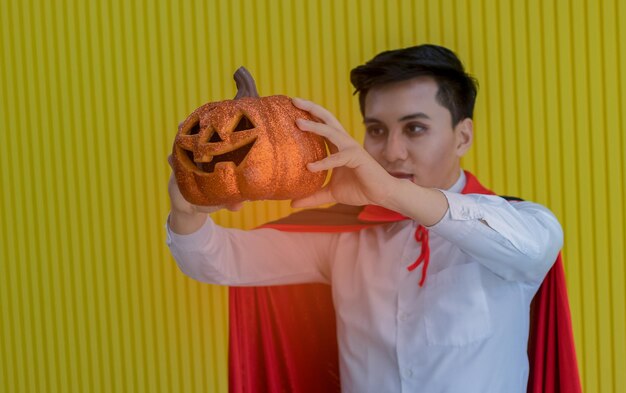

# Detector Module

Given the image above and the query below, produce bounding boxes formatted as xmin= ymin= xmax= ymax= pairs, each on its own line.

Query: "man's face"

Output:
xmin=363 ymin=76 xmax=473 ymax=190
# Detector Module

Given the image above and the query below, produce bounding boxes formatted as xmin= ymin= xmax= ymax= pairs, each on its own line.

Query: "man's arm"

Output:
xmin=167 ymin=164 xmax=240 ymax=235
xmin=371 ymin=177 xmax=561 ymax=283
xmin=167 ymin=171 xmax=333 ymax=286
xmin=166 ymin=215 xmax=334 ymax=286
xmin=428 ymin=192 xmax=563 ymax=283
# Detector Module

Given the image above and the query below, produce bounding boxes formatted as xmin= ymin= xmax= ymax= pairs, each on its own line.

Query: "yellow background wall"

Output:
xmin=1 ymin=0 xmax=624 ymax=392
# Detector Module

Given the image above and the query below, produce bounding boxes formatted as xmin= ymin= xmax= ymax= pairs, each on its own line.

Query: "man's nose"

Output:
xmin=382 ymin=132 xmax=408 ymax=162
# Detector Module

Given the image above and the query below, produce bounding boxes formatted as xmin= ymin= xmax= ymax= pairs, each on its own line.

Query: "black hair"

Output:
xmin=350 ymin=44 xmax=478 ymax=126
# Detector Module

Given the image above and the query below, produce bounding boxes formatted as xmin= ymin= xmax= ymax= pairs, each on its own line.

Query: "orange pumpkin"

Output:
xmin=171 ymin=67 xmax=327 ymax=206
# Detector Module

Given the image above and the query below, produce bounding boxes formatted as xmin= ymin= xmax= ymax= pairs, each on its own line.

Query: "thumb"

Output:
xmin=226 ymin=202 xmax=245 ymax=211
xmin=291 ymin=188 xmax=335 ymax=208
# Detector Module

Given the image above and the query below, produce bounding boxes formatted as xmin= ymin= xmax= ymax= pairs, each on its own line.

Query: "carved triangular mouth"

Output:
xmin=186 ymin=137 xmax=257 ymax=173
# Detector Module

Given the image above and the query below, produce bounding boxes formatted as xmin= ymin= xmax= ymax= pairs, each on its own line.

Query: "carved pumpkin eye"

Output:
xmin=188 ymin=122 xmax=200 ymax=135
xmin=182 ymin=116 xmax=201 ymax=136
xmin=234 ymin=114 xmax=254 ymax=132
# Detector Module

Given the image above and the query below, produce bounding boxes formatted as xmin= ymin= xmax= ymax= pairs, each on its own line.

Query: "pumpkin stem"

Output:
xmin=233 ymin=67 xmax=260 ymax=98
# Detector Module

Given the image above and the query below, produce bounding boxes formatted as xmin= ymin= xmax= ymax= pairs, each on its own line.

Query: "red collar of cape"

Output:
xmin=228 ymin=170 xmax=581 ymax=393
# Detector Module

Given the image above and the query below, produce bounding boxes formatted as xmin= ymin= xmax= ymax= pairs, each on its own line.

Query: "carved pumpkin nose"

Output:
xmin=207 ymin=130 xmax=223 ymax=143
xmin=171 ymin=67 xmax=327 ymax=206
xmin=205 ymin=114 xmax=255 ymax=144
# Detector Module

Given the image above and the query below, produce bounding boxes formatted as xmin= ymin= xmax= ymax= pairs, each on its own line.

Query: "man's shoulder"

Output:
xmin=499 ymin=195 xmax=524 ymax=202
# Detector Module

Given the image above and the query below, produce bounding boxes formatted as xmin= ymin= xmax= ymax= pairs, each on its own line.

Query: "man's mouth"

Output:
xmin=389 ymin=172 xmax=414 ymax=181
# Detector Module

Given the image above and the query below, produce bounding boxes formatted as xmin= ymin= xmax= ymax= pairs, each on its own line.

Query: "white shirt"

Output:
xmin=165 ymin=172 xmax=563 ymax=393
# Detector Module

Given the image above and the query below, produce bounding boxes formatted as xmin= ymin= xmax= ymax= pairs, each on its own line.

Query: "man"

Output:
xmin=167 ymin=45 xmax=564 ymax=392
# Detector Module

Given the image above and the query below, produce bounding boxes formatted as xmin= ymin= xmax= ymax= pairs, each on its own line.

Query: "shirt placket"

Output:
xmin=395 ymin=221 xmax=426 ymax=392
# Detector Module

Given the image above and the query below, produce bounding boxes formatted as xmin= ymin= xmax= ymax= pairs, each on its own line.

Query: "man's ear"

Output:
xmin=455 ymin=118 xmax=473 ymax=156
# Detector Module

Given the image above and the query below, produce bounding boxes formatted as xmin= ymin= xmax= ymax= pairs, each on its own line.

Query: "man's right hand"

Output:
xmin=168 ymin=157 xmax=243 ymax=234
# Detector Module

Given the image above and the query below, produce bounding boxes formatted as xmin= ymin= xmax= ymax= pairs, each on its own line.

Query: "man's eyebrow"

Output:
xmin=363 ymin=113 xmax=431 ymax=124
xmin=398 ymin=112 xmax=431 ymax=121
xmin=363 ymin=117 xmax=381 ymax=124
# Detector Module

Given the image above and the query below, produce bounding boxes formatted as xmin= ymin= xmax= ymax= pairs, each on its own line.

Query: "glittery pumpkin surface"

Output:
xmin=171 ymin=95 xmax=328 ymax=206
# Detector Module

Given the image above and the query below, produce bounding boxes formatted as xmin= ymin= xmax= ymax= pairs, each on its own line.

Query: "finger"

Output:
xmin=296 ymin=118 xmax=353 ymax=150
xmin=307 ymin=150 xmax=354 ymax=172
xmin=226 ymin=202 xmax=244 ymax=212
xmin=194 ymin=205 xmax=220 ymax=214
xmin=291 ymin=188 xmax=335 ymax=208
xmin=292 ymin=97 xmax=344 ymax=130
xmin=168 ymin=172 xmax=182 ymax=196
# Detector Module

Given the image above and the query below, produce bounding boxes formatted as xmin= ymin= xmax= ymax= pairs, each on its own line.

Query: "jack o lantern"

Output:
xmin=171 ymin=67 xmax=327 ymax=206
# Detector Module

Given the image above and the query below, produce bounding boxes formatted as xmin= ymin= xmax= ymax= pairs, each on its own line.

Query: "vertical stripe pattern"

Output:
xmin=1 ymin=0 xmax=624 ymax=392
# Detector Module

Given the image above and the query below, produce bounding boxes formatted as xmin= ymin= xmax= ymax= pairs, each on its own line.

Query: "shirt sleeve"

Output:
xmin=427 ymin=191 xmax=563 ymax=283
xmin=165 ymin=215 xmax=335 ymax=286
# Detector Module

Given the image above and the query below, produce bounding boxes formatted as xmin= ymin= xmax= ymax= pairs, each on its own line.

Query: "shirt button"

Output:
xmin=404 ymin=368 xmax=413 ymax=378
xmin=398 ymin=312 xmax=409 ymax=321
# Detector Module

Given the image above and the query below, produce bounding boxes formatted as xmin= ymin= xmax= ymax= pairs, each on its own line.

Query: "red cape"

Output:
xmin=228 ymin=171 xmax=581 ymax=392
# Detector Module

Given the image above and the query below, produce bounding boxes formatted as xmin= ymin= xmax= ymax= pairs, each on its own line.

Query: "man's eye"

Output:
xmin=366 ymin=127 xmax=385 ymax=137
xmin=406 ymin=124 xmax=425 ymax=135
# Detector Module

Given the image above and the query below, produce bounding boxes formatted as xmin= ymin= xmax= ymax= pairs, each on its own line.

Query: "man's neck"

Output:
xmin=447 ymin=169 xmax=466 ymax=193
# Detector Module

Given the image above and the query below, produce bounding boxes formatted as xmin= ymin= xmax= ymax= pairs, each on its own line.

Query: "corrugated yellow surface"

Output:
xmin=1 ymin=0 xmax=624 ymax=392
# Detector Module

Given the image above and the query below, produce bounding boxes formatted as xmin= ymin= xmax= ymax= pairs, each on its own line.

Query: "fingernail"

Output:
xmin=292 ymin=97 xmax=307 ymax=107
